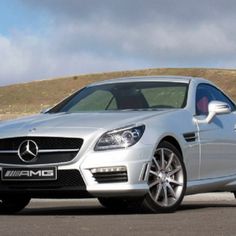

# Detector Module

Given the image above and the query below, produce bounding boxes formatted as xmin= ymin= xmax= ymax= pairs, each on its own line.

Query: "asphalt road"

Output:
xmin=0 ymin=193 xmax=236 ymax=236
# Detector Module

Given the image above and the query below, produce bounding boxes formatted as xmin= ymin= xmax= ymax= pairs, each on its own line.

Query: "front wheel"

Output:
xmin=142 ymin=141 xmax=187 ymax=213
xmin=0 ymin=197 xmax=31 ymax=214
xmin=98 ymin=197 xmax=129 ymax=210
xmin=98 ymin=197 xmax=142 ymax=211
xmin=233 ymin=192 xmax=236 ymax=199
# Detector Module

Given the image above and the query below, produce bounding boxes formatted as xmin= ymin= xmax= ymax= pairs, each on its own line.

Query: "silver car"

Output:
xmin=0 ymin=76 xmax=235 ymax=213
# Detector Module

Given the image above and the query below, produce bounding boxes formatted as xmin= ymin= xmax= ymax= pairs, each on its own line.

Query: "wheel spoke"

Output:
xmin=153 ymin=157 xmax=161 ymax=170
xmin=149 ymin=170 xmax=159 ymax=177
xmin=168 ymin=166 xmax=181 ymax=176
xmin=155 ymin=183 xmax=163 ymax=201
xmin=163 ymin=185 xmax=168 ymax=206
xmin=169 ymin=179 xmax=183 ymax=186
xmin=166 ymin=183 xmax=176 ymax=199
xmin=161 ymin=149 xmax=165 ymax=169
xmin=149 ymin=179 xmax=160 ymax=188
xmin=165 ymin=153 xmax=174 ymax=170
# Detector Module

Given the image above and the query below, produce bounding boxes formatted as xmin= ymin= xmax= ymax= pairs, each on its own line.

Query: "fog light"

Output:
xmin=91 ymin=166 xmax=127 ymax=174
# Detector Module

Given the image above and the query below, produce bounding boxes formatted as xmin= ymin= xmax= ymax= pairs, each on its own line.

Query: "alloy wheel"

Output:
xmin=143 ymin=141 xmax=186 ymax=212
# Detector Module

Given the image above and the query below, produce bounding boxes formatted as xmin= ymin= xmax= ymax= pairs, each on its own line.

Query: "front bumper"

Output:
xmin=0 ymin=145 xmax=153 ymax=198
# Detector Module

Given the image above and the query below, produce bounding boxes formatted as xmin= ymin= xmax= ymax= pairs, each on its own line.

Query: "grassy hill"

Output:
xmin=1 ymin=68 xmax=236 ymax=119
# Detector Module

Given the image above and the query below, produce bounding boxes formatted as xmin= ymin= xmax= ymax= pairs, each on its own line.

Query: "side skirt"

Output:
xmin=186 ymin=174 xmax=236 ymax=195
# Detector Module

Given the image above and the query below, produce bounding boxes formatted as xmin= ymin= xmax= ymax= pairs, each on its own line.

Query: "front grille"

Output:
xmin=0 ymin=137 xmax=83 ymax=150
xmin=0 ymin=170 xmax=85 ymax=189
xmin=0 ymin=136 xmax=83 ymax=165
xmin=93 ymin=171 xmax=128 ymax=183
xmin=0 ymin=152 xmax=78 ymax=165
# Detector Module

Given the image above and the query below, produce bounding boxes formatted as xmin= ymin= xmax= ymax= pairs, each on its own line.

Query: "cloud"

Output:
xmin=20 ymin=0 xmax=236 ymax=29
xmin=0 ymin=27 xmax=141 ymax=85
xmin=0 ymin=34 xmax=31 ymax=83
xmin=1 ymin=0 xmax=236 ymax=85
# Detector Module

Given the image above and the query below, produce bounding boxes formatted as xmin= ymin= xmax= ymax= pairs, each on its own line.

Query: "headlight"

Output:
xmin=94 ymin=125 xmax=145 ymax=151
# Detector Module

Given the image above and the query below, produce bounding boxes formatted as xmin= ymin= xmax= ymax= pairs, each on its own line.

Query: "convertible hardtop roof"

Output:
xmin=89 ymin=76 xmax=210 ymax=87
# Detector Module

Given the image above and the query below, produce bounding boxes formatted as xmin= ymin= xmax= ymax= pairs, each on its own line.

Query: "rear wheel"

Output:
xmin=142 ymin=141 xmax=186 ymax=213
xmin=0 ymin=197 xmax=31 ymax=214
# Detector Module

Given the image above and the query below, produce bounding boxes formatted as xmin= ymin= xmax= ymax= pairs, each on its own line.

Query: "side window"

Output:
xmin=196 ymin=84 xmax=235 ymax=116
xmin=207 ymin=85 xmax=236 ymax=111
xmin=196 ymin=85 xmax=212 ymax=115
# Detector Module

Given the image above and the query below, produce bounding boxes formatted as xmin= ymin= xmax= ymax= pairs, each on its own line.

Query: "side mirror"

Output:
xmin=194 ymin=101 xmax=231 ymax=124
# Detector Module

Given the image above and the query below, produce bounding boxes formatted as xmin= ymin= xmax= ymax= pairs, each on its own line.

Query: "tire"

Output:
xmin=142 ymin=141 xmax=187 ymax=213
xmin=98 ymin=197 xmax=142 ymax=211
xmin=0 ymin=197 xmax=31 ymax=214
xmin=233 ymin=192 xmax=236 ymax=199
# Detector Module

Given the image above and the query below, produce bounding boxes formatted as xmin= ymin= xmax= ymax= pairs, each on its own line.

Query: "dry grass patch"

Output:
xmin=0 ymin=68 xmax=236 ymax=118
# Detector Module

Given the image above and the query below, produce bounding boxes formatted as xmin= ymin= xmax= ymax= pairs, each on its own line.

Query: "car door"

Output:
xmin=196 ymin=84 xmax=236 ymax=179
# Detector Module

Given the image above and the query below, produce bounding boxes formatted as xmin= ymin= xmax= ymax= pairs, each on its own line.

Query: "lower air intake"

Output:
xmin=93 ymin=171 xmax=128 ymax=183
xmin=0 ymin=170 xmax=85 ymax=189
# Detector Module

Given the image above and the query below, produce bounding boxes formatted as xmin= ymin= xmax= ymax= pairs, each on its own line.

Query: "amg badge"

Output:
xmin=2 ymin=167 xmax=57 ymax=181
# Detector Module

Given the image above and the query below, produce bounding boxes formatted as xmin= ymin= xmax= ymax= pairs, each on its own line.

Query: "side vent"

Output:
xmin=139 ymin=162 xmax=151 ymax=181
xmin=183 ymin=132 xmax=197 ymax=142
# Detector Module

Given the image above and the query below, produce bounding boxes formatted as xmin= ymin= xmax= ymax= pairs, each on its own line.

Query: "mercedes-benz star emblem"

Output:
xmin=18 ymin=140 xmax=39 ymax=162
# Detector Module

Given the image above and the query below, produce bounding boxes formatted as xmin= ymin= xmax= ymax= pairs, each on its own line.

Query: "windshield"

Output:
xmin=49 ymin=82 xmax=188 ymax=113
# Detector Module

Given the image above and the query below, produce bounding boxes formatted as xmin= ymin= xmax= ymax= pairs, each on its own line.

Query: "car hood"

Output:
xmin=0 ymin=110 xmax=176 ymax=137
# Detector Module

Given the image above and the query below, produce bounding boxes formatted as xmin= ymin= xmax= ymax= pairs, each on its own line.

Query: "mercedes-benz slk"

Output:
xmin=0 ymin=76 xmax=236 ymax=213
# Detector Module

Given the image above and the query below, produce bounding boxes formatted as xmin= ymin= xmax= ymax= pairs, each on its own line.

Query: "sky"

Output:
xmin=0 ymin=0 xmax=236 ymax=86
